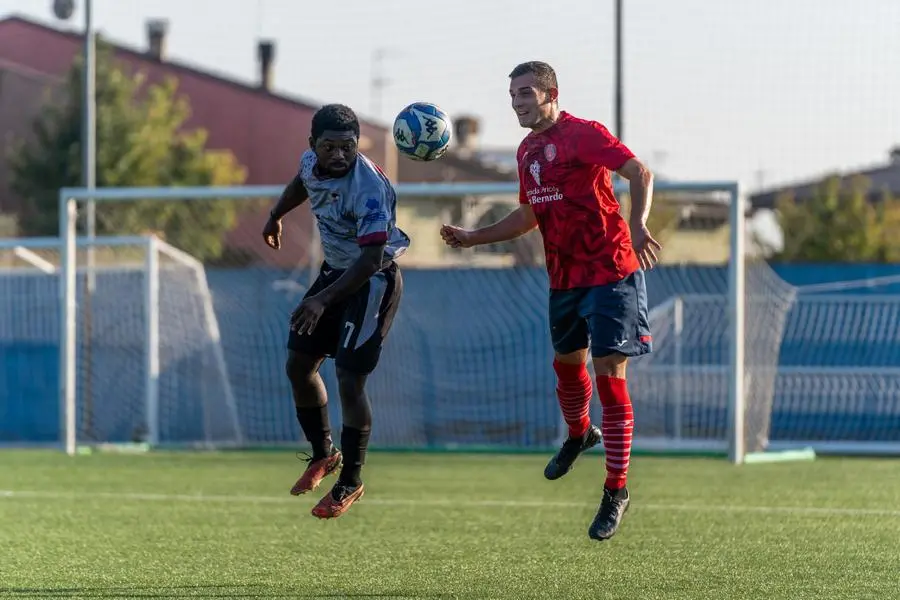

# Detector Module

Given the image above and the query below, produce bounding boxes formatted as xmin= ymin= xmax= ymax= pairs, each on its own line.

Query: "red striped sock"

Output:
xmin=595 ymin=375 xmax=634 ymax=490
xmin=553 ymin=359 xmax=592 ymax=438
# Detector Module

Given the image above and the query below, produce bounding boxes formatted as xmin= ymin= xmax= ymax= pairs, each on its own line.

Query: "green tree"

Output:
xmin=873 ymin=188 xmax=900 ymax=262
xmin=9 ymin=44 xmax=248 ymax=261
xmin=618 ymin=192 xmax=681 ymax=248
xmin=772 ymin=175 xmax=900 ymax=263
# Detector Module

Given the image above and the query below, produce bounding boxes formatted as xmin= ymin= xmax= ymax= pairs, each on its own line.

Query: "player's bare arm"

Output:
xmin=263 ymin=174 xmax=310 ymax=250
xmin=617 ymin=158 xmax=661 ymax=270
xmin=291 ymin=244 xmax=385 ymax=335
xmin=440 ymin=204 xmax=537 ymax=249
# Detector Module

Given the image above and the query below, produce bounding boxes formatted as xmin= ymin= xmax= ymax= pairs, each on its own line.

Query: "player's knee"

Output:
xmin=592 ymin=352 xmax=628 ymax=378
xmin=285 ymin=351 xmax=321 ymax=385
xmin=554 ymin=349 xmax=589 ymax=367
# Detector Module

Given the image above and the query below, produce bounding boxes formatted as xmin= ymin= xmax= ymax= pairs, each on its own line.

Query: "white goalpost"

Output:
xmin=46 ymin=179 xmax=815 ymax=465
xmin=1 ymin=233 xmax=242 ymax=454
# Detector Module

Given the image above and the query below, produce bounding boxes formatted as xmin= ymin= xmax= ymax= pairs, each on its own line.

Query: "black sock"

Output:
xmin=295 ymin=405 xmax=331 ymax=460
xmin=338 ymin=426 xmax=370 ymax=488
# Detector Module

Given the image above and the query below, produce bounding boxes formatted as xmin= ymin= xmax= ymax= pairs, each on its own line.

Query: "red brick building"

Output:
xmin=0 ymin=15 xmax=514 ymax=266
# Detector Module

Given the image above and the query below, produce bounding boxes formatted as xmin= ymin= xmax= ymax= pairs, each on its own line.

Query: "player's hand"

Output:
xmin=630 ymin=224 xmax=662 ymax=270
xmin=440 ymin=224 xmax=475 ymax=249
xmin=290 ymin=295 xmax=327 ymax=335
xmin=263 ymin=216 xmax=282 ymax=250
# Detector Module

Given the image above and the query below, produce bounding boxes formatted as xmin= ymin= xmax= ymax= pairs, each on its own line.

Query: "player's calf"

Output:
xmin=589 ymin=355 xmax=634 ymax=541
xmin=286 ymin=351 xmax=340 ymax=495
xmin=593 ymin=368 xmax=634 ymax=493
xmin=286 ymin=351 xmax=333 ymax=460
xmin=309 ymin=370 xmax=373 ymax=518
xmin=545 ymin=355 xmax=601 ymax=480
xmin=335 ymin=368 xmax=373 ymax=488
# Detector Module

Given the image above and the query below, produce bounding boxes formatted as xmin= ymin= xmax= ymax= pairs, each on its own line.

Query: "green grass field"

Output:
xmin=1 ymin=450 xmax=898 ymax=600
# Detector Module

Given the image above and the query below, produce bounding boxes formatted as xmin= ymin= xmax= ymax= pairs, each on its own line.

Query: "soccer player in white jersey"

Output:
xmin=263 ymin=104 xmax=409 ymax=519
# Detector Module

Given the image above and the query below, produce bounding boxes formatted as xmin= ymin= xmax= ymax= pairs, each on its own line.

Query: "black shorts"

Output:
xmin=287 ymin=261 xmax=403 ymax=374
xmin=549 ymin=270 xmax=652 ymax=358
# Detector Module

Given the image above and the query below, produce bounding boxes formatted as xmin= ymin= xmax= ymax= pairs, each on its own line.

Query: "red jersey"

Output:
xmin=517 ymin=111 xmax=639 ymax=290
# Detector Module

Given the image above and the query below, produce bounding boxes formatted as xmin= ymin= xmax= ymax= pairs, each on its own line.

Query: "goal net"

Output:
xmin=629 ymin=263 xmax=797 ymax=455
xmin=771 ymin=291 xmax=900 ymax=454
xmin=49 ymin=180 xmax=809 ymax=463
xmin=1 ymin=235 xmax=241 ymax=450
xmin=24 ymin=181 xmax=895 ymax=459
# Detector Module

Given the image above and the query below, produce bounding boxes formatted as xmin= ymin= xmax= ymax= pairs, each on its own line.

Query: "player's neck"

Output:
xmin=530 ymin=108 xmax=561 ymax=134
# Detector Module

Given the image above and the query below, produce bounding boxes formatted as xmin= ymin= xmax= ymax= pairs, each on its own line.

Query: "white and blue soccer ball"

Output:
xmin=392 ymin=102 xmax=452 ymax=161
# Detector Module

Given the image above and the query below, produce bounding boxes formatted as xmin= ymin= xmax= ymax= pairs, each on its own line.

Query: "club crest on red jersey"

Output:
xmin=529 ymin=160 xmax=542 ymax=186
xmin=544 ymin=144 xmax=557 ymax=162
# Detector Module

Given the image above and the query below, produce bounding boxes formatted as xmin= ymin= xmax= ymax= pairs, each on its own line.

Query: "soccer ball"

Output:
xmin=392 ymin=102 xmax=452 ymax=161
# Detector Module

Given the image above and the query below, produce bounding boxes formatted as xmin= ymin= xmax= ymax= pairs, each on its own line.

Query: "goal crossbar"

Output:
xmin=59 ymin=181 xmax=740 ymax=201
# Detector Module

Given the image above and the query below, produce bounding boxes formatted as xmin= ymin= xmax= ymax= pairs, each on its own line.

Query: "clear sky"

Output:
xmin=2 ymin=0 xmax=898 ymax=191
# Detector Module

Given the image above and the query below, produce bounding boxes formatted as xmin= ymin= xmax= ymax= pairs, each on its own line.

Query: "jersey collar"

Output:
xmin=530 ymin=111 xmax=570 ymax=138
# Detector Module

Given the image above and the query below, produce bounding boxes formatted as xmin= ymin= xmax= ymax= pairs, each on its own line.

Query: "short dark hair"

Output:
xmin=311 ymin=103 xmax=360 ymax=140
xmin=508 ymin=61 xmax=558 ymax=92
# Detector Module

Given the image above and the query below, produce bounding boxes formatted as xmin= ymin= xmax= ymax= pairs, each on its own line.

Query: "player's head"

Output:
xmin=508 ymin=61 xmax=559 ymax=131
xmin=309 ymin=103 xmax=360 ymax=177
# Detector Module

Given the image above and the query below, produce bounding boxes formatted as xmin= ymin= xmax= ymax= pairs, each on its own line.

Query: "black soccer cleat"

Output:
xmin=543 ymin=424 xmax=602 ymax=480
xmin=588 ymin=486 xmax=630 ymax=541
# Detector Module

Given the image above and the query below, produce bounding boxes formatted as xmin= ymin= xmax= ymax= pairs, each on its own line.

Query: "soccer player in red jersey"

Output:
xmin=440 ymin=61 xmax=660 ymax=541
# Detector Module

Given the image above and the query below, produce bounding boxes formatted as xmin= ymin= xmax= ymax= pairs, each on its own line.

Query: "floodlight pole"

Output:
xmin=82 ymin=0 xmax=97 ymax=441
xmin=614 ymin=0 xmax=623 ymax=142
xmin=83 ymin=0 xmax=96 ymax=274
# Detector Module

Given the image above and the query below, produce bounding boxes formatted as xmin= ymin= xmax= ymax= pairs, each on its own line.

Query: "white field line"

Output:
xmin=1 ymin=489 xmax=899 ymax=518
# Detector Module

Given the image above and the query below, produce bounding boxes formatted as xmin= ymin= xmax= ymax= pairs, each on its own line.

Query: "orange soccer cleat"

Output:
xmin=310 ymin=482 xmax=365 ymax=519
xmin=290 ymin=449 xmax=342 ymax=495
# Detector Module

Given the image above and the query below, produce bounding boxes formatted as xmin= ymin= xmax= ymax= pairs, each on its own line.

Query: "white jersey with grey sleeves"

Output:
xmin=297 ymin=150 xmax=410 ymax=270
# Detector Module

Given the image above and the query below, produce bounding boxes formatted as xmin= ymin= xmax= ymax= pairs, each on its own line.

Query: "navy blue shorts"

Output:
xmin=549 ymin=270 xmax=652 ymax=358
